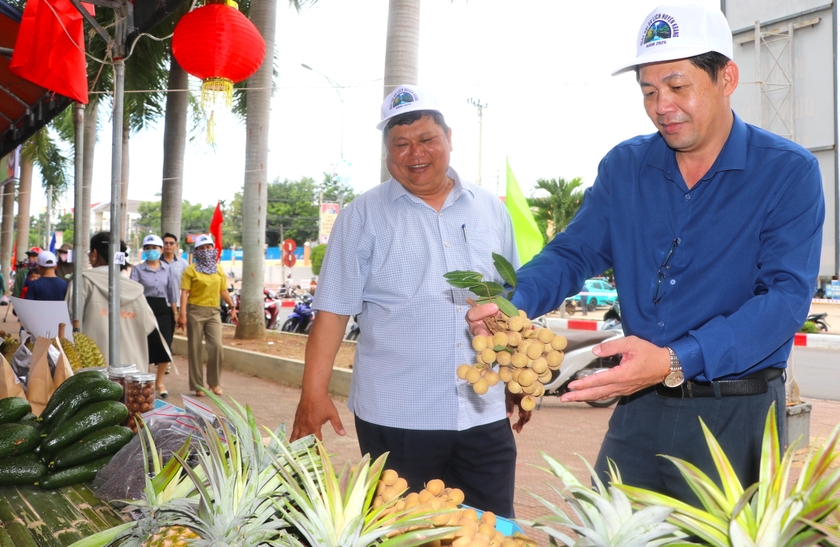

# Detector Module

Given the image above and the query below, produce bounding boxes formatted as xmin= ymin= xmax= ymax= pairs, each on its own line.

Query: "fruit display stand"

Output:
xmin=0 ymin=482 xmax=129 ymax=546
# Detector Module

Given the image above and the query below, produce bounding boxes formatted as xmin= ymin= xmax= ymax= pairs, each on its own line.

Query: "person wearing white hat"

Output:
xmin=468 ymin=0 xmax=824 ymax=505
xmin=177 ymin=233 xmax=236 ymax=397
xmin=130 ymin=234 xmax=181 ymax=398
xmin=291 ymin=84 xmax=521 ymax=517
xmin=24 ymin=250 xmax=68 ymax=301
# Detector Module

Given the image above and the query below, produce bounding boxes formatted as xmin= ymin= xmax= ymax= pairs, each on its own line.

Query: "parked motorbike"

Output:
xmin=220 ymin=286 xmax=240 ymax=325
xmin=264 ymin=289 xmax=282 ymax=330
xmin=807 ymin=312 xmax=830 ymax=332
xmin=541 ymin=301 xmax=624 ymax=408
xmin=281 ymin=294 xmax=315 ymax=333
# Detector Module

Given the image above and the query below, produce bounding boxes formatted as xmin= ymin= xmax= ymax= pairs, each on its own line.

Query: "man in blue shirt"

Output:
xmin=469 ymin=1 xmax=824 ymax=505
xmin=25 ymin=251 xmax=68 ymax=301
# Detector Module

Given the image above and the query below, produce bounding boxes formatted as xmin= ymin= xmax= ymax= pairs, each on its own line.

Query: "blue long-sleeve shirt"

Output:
xmin=511 ymin=114 xmax=824 ymax=382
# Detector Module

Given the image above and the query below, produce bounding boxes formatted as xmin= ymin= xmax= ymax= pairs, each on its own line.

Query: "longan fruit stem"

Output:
xmin=467 ymin=298 xmax=504 ymax=334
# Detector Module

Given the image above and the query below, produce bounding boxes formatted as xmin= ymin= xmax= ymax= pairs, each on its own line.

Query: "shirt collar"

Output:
xmin=649 ymin=111 xmax=748 ymax=181
xmin=386 ymin=167 xmax=472 ymax=206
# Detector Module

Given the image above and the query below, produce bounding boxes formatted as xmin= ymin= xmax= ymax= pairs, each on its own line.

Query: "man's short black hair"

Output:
xmin=383 ymin=110 xmax=450 ymax=140
xmin=635 ymin=51 xmax=731 ymax=83
xmin=163 ymin=232 xmax=178 ymax=242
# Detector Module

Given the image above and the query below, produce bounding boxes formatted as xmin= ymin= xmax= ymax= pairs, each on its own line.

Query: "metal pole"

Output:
xmin=467 ymin=98 xmax=488 ymax=186
xmin=109 ymin=59 xmax=125 ymax=366
xmin=72 ymin=102 xmax=84 ymax=331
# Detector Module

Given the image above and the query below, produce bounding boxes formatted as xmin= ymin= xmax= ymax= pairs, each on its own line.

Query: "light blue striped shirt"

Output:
xmin=314 ymin=168 xmax=519 ymax=430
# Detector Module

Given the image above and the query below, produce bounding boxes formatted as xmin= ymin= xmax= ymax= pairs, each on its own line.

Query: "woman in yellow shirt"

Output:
xmin=177 ymin=234 xmax=237 ymax=397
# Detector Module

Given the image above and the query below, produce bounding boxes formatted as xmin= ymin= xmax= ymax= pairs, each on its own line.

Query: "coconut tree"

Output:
xmin=528 ymin=176 xmax=586 ymax=241
xmin=379 ymin=0 xmax=420 ymax=182
xmin=234 ymin=0 xmax=314 ymax=339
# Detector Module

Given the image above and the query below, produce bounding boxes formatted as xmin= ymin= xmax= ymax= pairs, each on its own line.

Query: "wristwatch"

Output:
xmin=662 ymin=347 xmax=685 ymax=388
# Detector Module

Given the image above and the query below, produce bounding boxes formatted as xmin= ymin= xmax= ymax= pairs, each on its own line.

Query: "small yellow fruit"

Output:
xmin=448 ymin=487 xmax=466 ymax=505
xmin=472 ymin=335 xmax=488 ymax=352
xmin=381 ymin=485 xmax=401 ymax=502
xmin=507 ymin=381 xmax=522 ymax=394
xmin=480 ymin=348 xmax=497 ymax=365
xmin=425 ymin=478 xmax=445 ymax=496
xmin=480 ymin=511 xmax=497 ymax=527
xmin=484 ymin=370 xmax=500 ymax=386
xmin=521 ymin=382 xmax=538 ymax=395
xmin=461 ymin=507 xmax=479 ymax=522
xmin=498 ymin=366 xmax=514 ymax=383
xmin=538 ymin=369 xmax=553 ymax=384
xmin=521 ymin=318 xmax=532 ymax=331
xmin=507 ymin=331 xmax=522 ymax=346
xmin=380 ymin=469 xmax=399 ymax=486
xmin=473 ymin=377 xmax=489 ymax=395
xmin=465 ymin=367 xmax=482 ymax=384
xmin=537 ymin=328 xmax=554 ymax=343
xmin=546 ymin=350 xmax=564 ymax=369
xmin=550 ymin=335 xmax=568 ymax=351
xmin=526 ymin=341 xmax=545 ymax=360
xmin=495 ymin=351 xmax=511 ymax=366
xmin=511 ymin=352 xmax=528 ymax=368
xmin=520 ymin=395 xmax=536 ymax=411
xmin=418 ymin=489 xmax=435 ymax=503
xmin=394 ymin=477 xmax=408 ymax=492
xmin=457 ymin=364 xmax=472 ymax=380
xmin=517 ymin=369 xmax=537 ymax=387
xmin=507 ymin=316 xmax=524 ymax=332
xmin=492 ymin=332 xmax=509 ymax=347
xmin=518 ymin=309 xmax=528 ymax=318
xmin=530 ymin=356 xmax=548 ymax=374
xmin=533 ymin=382 xmax=546 ymax=397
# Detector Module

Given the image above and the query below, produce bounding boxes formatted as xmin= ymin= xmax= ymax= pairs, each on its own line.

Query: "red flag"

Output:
xmin=210 ymin=201 xmax=224 ymax=262
xmin=10 ymin=0 xmax=89 ymax=104
xmin=11 ymin=242 xmax=16 ymax=267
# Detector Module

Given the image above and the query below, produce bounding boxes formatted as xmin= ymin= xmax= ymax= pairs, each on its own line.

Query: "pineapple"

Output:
xmin=617 ymin=403 xmax=840 ymax=547
xmin=519 ymin=453 xmax=687 ymax=547
xmin=142 ymin=526 xmax=200 ymax=547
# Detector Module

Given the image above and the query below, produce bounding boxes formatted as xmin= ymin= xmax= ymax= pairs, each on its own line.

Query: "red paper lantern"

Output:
xmin=172 ymin=0 xmax=266 ymax=110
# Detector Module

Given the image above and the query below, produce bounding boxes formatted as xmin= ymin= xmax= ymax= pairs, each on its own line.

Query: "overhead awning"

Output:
xmin=0 ymin=0 xmax=71 ymax=160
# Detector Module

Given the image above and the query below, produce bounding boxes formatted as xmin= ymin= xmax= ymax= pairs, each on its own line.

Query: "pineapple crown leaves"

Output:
xmin=444 ymin=252 xmax=521 ymax=318
xmin=266 ymin=434 xmax=456 ymax=547
xmin=616 ymin=403 xmax=840 ymax=547
xmin=520 ymin=452 xmax=689 ymax=547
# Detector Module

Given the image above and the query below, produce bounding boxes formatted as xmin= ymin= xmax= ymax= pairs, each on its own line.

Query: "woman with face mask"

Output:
xmin=130 ymin=234 xmax=180 ymax=398
xmin=176 ymin=234 xmax=237 ymax=397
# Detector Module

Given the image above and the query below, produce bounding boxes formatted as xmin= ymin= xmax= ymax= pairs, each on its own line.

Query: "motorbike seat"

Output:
xmin=560 ymin=330 xmax=619 ymax=353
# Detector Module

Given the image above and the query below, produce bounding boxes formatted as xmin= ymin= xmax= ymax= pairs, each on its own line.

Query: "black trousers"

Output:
xmin=594 ymin=376 xmax=786 ymax=506
xmin=355 ymin=416 xmax=517 ymax=517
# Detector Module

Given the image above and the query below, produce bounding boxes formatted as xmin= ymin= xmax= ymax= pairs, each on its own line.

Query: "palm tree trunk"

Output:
xmin=235 ymin=0 xmax=276 ymax=339
xmin=380 ymin=0 xmax=420 ymax=182
xmin=160 ymin=58 xmax=189 ymax=241
xmin=1 ymin=181 xmax=14 ymax=277
xmin=120 ymin=122 xmax=130 ymax=240
xmin=81 ymin=101 xmax=98 ymax=255
xmin=15 ymin=157 xmax=33 ymax=254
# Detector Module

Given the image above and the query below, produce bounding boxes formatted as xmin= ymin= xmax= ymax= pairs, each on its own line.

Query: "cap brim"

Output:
xmin=377 ymin=107 xmax=443 ymax=131
xmin=611 ymin=46 xmax=721 ymax=76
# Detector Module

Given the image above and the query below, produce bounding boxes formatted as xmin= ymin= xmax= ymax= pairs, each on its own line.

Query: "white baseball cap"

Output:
xmin=37 ymin=250 xmax=57 ymax=267
xmin=376 ymin=84 xmax=444 ymax=131
xmin=194 ymin=234 xmax=214 ymax=248
xmin=612 ymin=0 xmax=733 ymax=76
xmin=142 ymin=234 xmax=164 ymax=247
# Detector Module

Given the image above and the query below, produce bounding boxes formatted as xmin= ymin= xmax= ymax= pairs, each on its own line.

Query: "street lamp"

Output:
xmin=301 ymin=63 xmax=344 ymax=161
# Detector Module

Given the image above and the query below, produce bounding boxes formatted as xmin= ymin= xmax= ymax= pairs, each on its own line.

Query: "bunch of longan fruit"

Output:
xmin=374 ymin=469 xmax=535 ymax=547
xmin=458 ymin=310 xmax=567 ymax=411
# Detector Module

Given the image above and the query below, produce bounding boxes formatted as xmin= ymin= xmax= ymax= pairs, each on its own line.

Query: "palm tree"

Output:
xmin=379 ymin=0 xmax=420 ymax=182
xmin=235 ymin=0 xmax=313 ymax=339
xmin=528 ymin=176 xmax=586 ymax=241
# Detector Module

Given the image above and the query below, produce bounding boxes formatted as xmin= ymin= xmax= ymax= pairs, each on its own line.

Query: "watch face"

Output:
xmin=664 ymin=371 xmax=685 ymax=388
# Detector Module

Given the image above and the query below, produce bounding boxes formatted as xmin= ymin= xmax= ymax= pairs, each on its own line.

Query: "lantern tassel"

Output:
xmin=201 ymin=77 xmax=234 ymax=111
xmin=207 ymin=110 xmax=216 ymax=144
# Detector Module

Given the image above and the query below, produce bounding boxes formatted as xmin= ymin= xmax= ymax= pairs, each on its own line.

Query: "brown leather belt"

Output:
xmin=655 ymin=367 xmax=784 ymax=399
